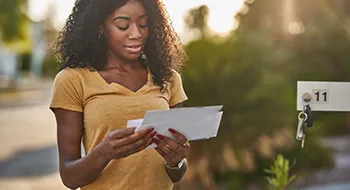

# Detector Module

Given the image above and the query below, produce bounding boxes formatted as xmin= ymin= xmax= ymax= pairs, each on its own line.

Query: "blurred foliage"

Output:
xmin=0 ymin=0 xmax=29 ymax=43
xmin=19 ymin=52 xmax=31 ymax=72
xmin=41 ymin=52 xmax=60 ymax=77
xmin=177 ymin=0 xmax=350 ymax=189
xmin=264 ymin=154 xmax=296 ymax=190
xmin=40 ymin=4 xmax=60 ymax=78
xmin=0 ymin=0 xmax=58 ymax=73
xmin=184 ymin=5 xmax=210 ymax=38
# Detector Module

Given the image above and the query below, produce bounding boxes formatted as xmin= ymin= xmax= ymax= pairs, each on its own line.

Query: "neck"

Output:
xmin=104 ymin=49 xmax=141 ymax=72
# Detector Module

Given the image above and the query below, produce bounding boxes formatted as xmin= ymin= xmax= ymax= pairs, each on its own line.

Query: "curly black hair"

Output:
xmin=54 ymin=0 xmax=186 ymax=89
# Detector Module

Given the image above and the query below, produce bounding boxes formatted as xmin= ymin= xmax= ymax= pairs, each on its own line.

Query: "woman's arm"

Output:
xmin=53 ymin=108 xmax=155 ymax=189
xmin=165 ymin=159 xmax=188 ymax=183
xmin=54 ymin=109 xmax=109 ymax=189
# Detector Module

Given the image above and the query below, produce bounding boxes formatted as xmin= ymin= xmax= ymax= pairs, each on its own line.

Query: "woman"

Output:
xmin=50 ymin=0 xmax=190 ymax=189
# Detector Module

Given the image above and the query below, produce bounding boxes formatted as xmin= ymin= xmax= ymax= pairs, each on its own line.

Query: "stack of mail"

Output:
xmin=127 ymin=105 xmax=223 ymax=149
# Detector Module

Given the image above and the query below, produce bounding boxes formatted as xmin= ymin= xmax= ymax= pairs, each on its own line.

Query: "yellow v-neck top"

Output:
xmin=49 ymin=67 xmax=188 ymax=190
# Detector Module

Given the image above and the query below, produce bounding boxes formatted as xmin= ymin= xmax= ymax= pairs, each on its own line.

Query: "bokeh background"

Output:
xmin=1 ymin=0 xmax=350 ymax=189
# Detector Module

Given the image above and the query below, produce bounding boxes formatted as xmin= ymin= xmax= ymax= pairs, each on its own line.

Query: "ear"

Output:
xmin=98 ymin=26 xmax=104 ymax=35
xmin=98 ymin=26 xmax=105 ymax=39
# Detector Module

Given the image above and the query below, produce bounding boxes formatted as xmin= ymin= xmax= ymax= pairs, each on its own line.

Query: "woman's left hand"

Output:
xmin=153 ymin=128 xmax=191 ymax=167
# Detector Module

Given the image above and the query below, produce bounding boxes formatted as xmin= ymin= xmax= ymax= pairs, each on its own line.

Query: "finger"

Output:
xmin=120 ymin=138 xmax=154 ymax=158
xmin=117 ymin=131 xmax=156 ymax=149
xmin=110 ymin=126 xmax=154 ymax=140
xmin=111 ymin=127 xmax=154 ymax=146
xmin=116 ymin=136 xmax=153 ymax=157
xmin=154 ymin=141 xmax=175 ymax=162
xmin=156 ymin=134 xmax=183 ymax=154
xmin=155 ymin=147 xmax=167 ymax=158
xmin=114 ymin=129 xmax=156 ymax=148
xmin=168 ymin=128 xmax=188 ymax=144
xmin=155 ymin=146 xmax=183 ymax=167
xmin=154 ymin=139 xmax=185 ymax=166
xmin=108 ymin=127 xmax=136 ymax=139
xmin=153 ymin=138 xmax=173 ymax=155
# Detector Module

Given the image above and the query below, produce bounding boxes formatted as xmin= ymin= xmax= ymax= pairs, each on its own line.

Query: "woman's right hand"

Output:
xmin=96 ymin=127 xmax=156 ymax=161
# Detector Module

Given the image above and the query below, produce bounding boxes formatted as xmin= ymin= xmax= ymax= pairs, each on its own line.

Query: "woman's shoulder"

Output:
xmin=164 ymin=68 xmax=184 ymax=91
xmin=168 ymin=69 xmax=183 ymax=83
xmin=55 ymin=67 xmax=91 ymax=80
xmin=53 ymin=67 xmax=92 ymax=86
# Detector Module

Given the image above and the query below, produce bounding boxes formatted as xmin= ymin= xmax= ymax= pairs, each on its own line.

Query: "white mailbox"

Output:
xmin=297 ymin=81 xmax=350 ymax=112
xmin=296 ymin=81 xmax=350 ymax=148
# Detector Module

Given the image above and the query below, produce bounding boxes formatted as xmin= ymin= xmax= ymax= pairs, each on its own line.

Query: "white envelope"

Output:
xmin=127 ymin=106 xmax=223 ymax=149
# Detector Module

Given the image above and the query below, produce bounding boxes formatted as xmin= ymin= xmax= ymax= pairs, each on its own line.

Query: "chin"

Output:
xmin=127 ymin=53 xmax=142 ymax=61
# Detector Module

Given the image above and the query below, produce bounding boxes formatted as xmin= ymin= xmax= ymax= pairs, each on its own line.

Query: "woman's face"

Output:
xmin=103 ymin=0 xmax=149 ymax=62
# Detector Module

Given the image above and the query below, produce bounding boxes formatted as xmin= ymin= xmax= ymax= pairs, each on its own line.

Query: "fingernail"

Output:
xmin=157 ymin=134 xmax=165 ymax=140
xmin=169 ymin=128 xmax=176 ymax=134
xmin=149 ymin=131 xmax=157 ymax=137
xmin=153 ymin=138 xmax=160 ymax=144
xmin=147 ymin=128 xmax=154 ymax=133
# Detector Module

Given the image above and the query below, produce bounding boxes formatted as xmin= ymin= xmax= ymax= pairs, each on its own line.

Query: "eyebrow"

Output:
xmin=113 ymin=13 xmax=148 ymax=21
xmin=113 ymin=16 xmax=129 ymax=21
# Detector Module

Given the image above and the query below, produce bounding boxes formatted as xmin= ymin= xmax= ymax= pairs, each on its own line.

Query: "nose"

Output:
xmin=128 ymin=24 xmax=142 ymax=40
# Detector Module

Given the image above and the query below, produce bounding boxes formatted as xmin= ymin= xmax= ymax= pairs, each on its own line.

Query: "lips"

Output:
xmin=125 ymin=44 xmax=142 ymax=54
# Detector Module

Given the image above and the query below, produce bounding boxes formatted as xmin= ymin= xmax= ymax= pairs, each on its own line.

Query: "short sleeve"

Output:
xmin=169 ymin=70 xmax=188 ymax=106
xmin=49 ymin=69 xmax=84 ymax=112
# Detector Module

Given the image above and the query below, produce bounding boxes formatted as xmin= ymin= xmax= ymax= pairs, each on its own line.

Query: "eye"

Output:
xmin=114 ymin=19 xmax=129 ymax=31
xmin=139 ymin=17 xmax=148 ymax=28
xmin=117 ymin=25 xmax=129 ymax=30
xmin=139 ymin=24 xmax=148 ymax=28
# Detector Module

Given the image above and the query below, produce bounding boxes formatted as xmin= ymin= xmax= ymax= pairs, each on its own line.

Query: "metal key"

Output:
xmin=296 ymin=112 xmax=308 ymax=148
xmin=296 ymin=112 xmax=307 ymax=140
xmin=299 ymin=93 xmax=313 ymax=148
xmin=301 ymin=134 xmax=305 ymax=148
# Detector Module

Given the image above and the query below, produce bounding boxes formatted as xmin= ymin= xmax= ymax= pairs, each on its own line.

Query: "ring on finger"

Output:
xmin=165 ymin=143 xmax=171 ymax=150
xmin=182 ymin=140 xmax=190 ymax=147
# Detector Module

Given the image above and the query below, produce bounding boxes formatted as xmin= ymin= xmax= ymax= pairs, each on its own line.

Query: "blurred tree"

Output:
xmin=184 ymin=5 xmax=210 ymax=38
xmin=41 ymin=3 xmax=60 ymax=77
xmin=236 ymin=0 xmax=350 ymax=136
xmin=288 ymin=0 xmax=350 ymax=135
xmin=179 ymin=31 xmax=333 ymax=190
xmin=175 ymin=1 xmax=346 ymax=189
xmin=0 ymin=0 xmax=28 ymax=42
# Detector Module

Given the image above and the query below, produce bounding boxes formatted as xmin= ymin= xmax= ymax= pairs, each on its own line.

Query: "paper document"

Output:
xmin=127 ymin=105 xmax=223 ymax=149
